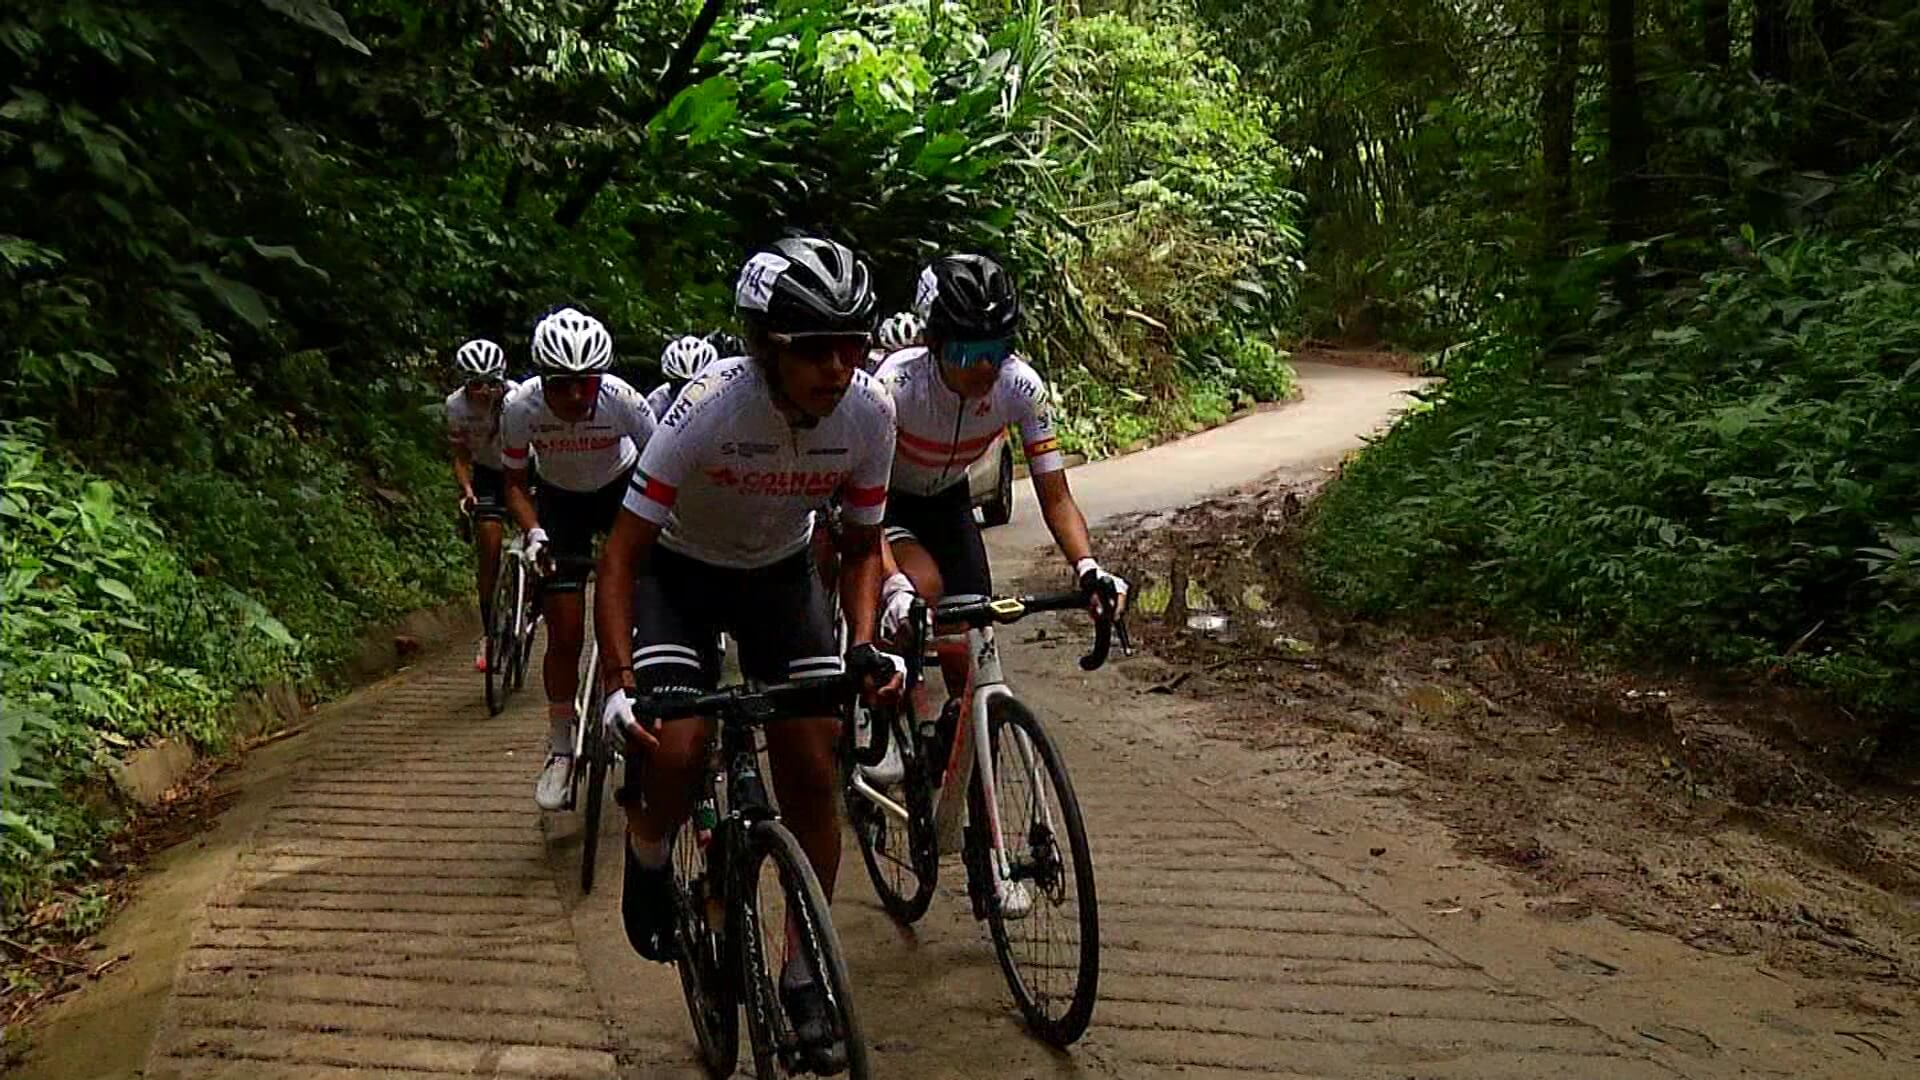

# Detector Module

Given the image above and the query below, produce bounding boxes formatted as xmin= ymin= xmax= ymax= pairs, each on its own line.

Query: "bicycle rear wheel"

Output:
xmin=967 ymin=697 xmax=1099 ymax=1046
xmin=847 ymin=705 xmax=938 ymax=924
xmin=737 ymin=821 xmax=870 ymax=1079
xmin=673 ymin=814 xmax=739 ymax=1078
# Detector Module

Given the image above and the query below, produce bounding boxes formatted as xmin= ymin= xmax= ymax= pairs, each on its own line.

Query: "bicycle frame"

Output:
xmin=845 ymin=623 xmax=1043 ymax=900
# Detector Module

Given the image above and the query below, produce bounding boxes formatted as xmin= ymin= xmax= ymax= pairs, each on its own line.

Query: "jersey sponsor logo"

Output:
xmin=973 ymin=398 xmax=994 ymax=417
xmin=703 ymin=466 xmax=846 ymax=499
xmin=533 ymin=435 xmax=622 ymax=454
xmin=805 ymin=446 xmax=849 ymax=456
xmin=721 ymin=440 xmax=779 ymax=458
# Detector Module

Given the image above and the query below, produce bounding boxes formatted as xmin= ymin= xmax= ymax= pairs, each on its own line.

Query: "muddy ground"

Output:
xmin=1091 ymin=473 xmax=1920 ymax=1016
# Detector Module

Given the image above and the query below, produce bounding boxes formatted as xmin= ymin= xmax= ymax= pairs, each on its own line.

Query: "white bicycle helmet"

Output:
xmin=453 ymin=338 xmax=507 ymax=380
xmin=877 ymin=311 xmax=923 ymax=352
xmin=531 ymin=307 xmax=614 ymax=374
xmin=660 ymin=335 xmax=718 ymax=381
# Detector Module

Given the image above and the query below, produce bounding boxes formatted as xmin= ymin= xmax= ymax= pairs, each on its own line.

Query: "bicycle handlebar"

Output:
xmin=634 ymin=649 xmax=895 ymax=726
xmin=914 ymin=586 xmax=1131 ymax=673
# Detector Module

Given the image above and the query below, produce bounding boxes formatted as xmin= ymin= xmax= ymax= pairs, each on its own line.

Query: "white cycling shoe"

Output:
xmin=996 ymin=877 xmax=1034 ymax=920
xmin=858 ymin=732 xmax=906 ymax=788
xmin=534 ymin=753 xmax=574 ymax=811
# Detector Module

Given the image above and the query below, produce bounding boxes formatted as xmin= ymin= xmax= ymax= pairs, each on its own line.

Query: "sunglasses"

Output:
xmin=940 ymin=337 xmax=1014 ymax=370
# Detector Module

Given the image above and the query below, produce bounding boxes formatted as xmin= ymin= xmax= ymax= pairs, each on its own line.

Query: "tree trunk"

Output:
xmin=1752 ymin=0 xmax=1791 ymax=83
xmin=1605 ymin=0 xmax=1646 ymax=246
xmin=1539 ymin=0 xmax=1578 ymax=256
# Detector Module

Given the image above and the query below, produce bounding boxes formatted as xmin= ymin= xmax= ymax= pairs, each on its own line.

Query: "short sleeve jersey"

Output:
xmin=623 ymin=358 xmax=896 ymax=569
xmin=646 ymin=381 xmax=675 ymax=421
xmin=874 ymin=349 xmax=1065 ymax=497
xmin=444 ymin=380 xmax=520 ymax=470
xmin=500 ymin=374 xmax=655 ymax=492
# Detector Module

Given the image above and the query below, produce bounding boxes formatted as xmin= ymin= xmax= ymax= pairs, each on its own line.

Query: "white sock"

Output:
xmin=547 ymin=711 xmax=574 ymax=756
xmin=627 ymin=831 xmax=670 ymax=870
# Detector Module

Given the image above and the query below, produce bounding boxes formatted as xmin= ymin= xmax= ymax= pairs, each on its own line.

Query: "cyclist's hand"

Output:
xmin=458 ymin=492 xmax=477 ymax=516
xmin=602 ymin=687 xmax=657 ymax=751
xmin=846 ymin=642 xmax=905 ymax=707
xmin=1077 ymin=559 xmax=1130 ymax=619
xmin=523 ymin=526 xmax=550 ymax=569
xmin=878 ymin=573 xmax=922 ymax=642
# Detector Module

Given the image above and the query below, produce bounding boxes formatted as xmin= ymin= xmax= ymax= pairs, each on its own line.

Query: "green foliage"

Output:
xmin=1308 ymin=210 xmax=1920 ymax=720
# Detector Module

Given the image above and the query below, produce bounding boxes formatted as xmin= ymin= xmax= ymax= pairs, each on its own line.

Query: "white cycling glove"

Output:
xmin=1075 ymin=557 xmax=1130 ymax=604
xmin=523 ymin=527 xmax=550 ymax=566
xmin=879 ymin=573 xmax=919 ymax=640
xmin=602 ymin=687 xmax=642 ymax=742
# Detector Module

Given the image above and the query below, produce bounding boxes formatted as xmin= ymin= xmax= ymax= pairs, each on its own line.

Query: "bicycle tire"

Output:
xmin=736 ymin=820 xmax=870 ymax=1079
xmin=484 ymin=565 xmax=518 ymax=716
xmin=672 ymin=814 xmax=739 ymax=1078
xmin=847 ymin=705 xmax=938 ymax=924
xmin=967 ymin=697 xmax=1099 ymax=1046
xmin=578 ymin=693 xmax=608 ymax=894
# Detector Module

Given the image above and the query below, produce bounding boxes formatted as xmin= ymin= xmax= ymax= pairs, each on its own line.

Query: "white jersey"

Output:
xmin=646 ymin=381 xmax=675 ymax=421
xmin=501 ymin=374 xmax=655 ymax=493
xmin=873 ymin=349 xmax=1065 ymax=496
xmin=624 ymin=357 xmax=895 ymax=569
xmin=444 ymin=380 xmax=520 ymax=470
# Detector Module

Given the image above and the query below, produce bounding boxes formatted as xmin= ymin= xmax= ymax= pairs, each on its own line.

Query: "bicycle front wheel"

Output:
xmin=578 ymin=695 xmax=609 ymax=894
xmin=967 ymin=697 xmax=1099 ymax=1046
xmin=736 ymin=821 xmax=869 ymax=1079
xmin=484 ymin=564 xmax=519 ymax=716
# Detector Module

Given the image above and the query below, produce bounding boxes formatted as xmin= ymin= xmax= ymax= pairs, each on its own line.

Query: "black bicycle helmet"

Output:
xmin=917 ymin=253 xmax=1022 ymax=341
xmin=735 ymin=236 xmax=877 ymax=337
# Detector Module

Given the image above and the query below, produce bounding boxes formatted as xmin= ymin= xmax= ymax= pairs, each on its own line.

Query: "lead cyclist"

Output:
xmin=866 ymin=253 xmax=1129 ymax=779
xmin=596 ymin=236 xmax=904 ymax=1074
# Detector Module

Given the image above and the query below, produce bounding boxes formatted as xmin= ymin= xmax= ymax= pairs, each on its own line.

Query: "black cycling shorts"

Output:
xmin=630 ymin=546 xmax=840 ymax=691
xmin=884 ymin=481 xmax=992 ymax=600
xmin=470 ymin=465 xmax=508 ymax=521
xmin=536 ymin=468 xmax=630 ymax=592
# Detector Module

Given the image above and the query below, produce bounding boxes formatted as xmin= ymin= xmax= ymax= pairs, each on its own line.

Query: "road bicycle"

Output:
xmin=648 ymin=667 xmax=886 ymax=1079
xmin=483 ymin=534 xmax=541 ymax=715
xmin=843 ymin=586 xmax=1125 ymax=1046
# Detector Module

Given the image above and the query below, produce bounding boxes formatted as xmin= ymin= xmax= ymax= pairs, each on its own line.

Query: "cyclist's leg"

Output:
xmin=736 ymin=550 xmax=846 ymax=897
xmin=735 ymin=551 xmax=849 ymax=1059
xmin=888 ymin=484 xmax=993 ymax=695
xmin=624 ymin=549 xmax=723 ymax=959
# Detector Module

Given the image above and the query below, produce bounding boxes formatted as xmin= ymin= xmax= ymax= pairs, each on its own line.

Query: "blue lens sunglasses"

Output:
xmin=940 ymin=338 xmax=1014 ymax=369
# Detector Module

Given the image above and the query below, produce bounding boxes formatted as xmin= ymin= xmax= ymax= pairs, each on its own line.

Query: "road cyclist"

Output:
xmin=444 ymin=338 xmax=520 ymax=674
xmin=595 ymin=235 xmax=904 ymax=1075
xmin=500 ymin=305 xmax=658 ymax=812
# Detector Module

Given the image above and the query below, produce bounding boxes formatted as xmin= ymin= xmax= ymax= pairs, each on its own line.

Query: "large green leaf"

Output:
xmin=258 ymin=0 xmax=370 ymax=56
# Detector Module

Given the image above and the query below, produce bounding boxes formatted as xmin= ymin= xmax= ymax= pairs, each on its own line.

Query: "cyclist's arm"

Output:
xmin=504 ymin=467 xmax=539 ymax=533
xmin=595 ymin=508 xmax=657 ymax=693
xmin=500 ymin=398 xmax=540 ymax=532
xmin=451 ymin=440 xmax=476 ymax=504
xmin=836 ymin=522 xmax=887 ymax=647
xmin=1033 ymin=469 xmax=1094 ymax=569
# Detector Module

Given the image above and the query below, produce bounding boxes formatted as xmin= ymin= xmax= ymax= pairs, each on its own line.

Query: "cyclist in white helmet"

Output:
xmin=446 ymin=339 xmax=520 ymax=672
xmin=868 ymin=310 xmax=922 ymax=372
xmin=645 ymin=334 xmax=719 ymax=420
xmin=501 ymin=305 xmax=658 ymax=811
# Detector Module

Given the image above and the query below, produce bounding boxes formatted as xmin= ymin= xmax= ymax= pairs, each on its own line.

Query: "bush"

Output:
xmin=1307 ymin=219 xmax=1920 ymax=721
